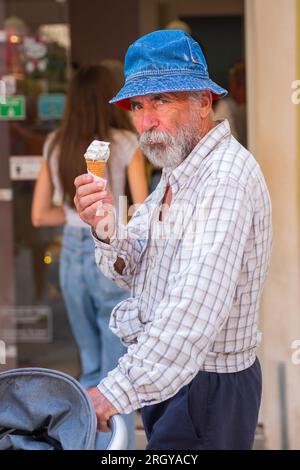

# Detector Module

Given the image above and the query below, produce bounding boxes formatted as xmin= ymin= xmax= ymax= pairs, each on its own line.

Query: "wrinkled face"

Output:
xmin=130 ymin=92 xmax=203 ymax=170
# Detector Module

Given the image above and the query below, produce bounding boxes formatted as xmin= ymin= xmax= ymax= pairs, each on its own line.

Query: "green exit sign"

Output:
xmin=0 ymin=96 xmax=25 ymax=120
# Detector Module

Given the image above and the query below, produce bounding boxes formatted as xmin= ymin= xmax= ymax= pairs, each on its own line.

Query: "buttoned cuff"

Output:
xmin=91 ymin=227 xmax=122 ymax=270
xmin=91 ymin=227 xmax=117 ymax=251
xmin=97 ymin=368 xmax=141 ymax=414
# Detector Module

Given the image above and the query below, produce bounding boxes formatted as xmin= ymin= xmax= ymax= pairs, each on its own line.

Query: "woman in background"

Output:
xmin=32 ymin=64 xmax=148 ymax=448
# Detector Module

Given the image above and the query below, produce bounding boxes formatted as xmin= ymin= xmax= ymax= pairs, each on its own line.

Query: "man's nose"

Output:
xmin=140 ymin=111 xmax=160 ymax=133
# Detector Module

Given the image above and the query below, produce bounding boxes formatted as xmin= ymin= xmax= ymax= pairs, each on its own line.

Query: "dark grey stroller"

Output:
xmin=0 ymin=368 xmax=127 ymax=450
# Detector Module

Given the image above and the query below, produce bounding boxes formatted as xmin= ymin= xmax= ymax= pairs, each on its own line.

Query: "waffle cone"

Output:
xmin=86 ymin=159 xmax=106 ymax=178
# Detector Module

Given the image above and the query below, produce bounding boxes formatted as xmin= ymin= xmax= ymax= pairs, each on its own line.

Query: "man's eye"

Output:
xmin=154 ymin=96 xmax=167 ymax=105
xmin=131 ymin=102 xmax=142 ymax=111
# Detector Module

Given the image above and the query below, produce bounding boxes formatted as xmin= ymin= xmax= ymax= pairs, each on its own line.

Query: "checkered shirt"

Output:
xmin=92 ymin=120 xmax=272 ymax=414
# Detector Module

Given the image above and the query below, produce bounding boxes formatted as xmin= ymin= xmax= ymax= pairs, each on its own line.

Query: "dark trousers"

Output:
xmin=141 ymin=358 xmax=262 ymax=450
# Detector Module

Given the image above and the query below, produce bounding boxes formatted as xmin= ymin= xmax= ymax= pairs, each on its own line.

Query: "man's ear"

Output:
xmin=199 ymin=91 xmax=212 ymax=118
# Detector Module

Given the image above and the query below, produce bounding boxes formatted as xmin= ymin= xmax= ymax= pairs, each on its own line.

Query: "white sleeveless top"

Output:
xmin=43 ymin=128 xmax=138 ymax=227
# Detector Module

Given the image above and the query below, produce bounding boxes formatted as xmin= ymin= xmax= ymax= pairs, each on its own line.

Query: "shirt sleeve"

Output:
xmin=97 ymin=178 xmax=255 ymax=413
xmin=93 ymin=197 xmax=152 ymax=290
xmin=42 ymin=131 xmax=57 ymax=160
xmin=111 ymin=129 xmax=138 ymax=167
xmin=93 ymin=233 xmax=143 ymax=290
xmin=122 ymin=130 xmax=139 ymax=166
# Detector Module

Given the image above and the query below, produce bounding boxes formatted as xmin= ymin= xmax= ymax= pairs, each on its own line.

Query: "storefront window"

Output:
xmin=1 ymin=0 xmax=79 ymax=375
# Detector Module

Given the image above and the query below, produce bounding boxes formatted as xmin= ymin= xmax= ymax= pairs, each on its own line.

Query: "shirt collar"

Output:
xmin=162 ymin=119 xmax=231 ymax=193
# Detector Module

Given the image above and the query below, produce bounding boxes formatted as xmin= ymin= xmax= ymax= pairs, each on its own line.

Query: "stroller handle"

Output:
xmin=106 ymin=415 xmax=128 ymax=450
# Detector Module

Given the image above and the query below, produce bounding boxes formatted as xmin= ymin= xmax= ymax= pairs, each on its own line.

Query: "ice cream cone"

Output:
xmin=86 ymin=159 xmax=106 ymax=178
xmin=84 ymin=140 xmax=110 ymax=180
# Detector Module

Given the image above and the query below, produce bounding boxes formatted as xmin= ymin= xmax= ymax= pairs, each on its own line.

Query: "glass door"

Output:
xmin=1 ymin=0 xmax=79 ymax=377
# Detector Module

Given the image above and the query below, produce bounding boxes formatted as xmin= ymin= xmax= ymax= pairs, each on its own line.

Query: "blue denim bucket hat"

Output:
xmin=110 ymin=29 xmax=228 ymax=110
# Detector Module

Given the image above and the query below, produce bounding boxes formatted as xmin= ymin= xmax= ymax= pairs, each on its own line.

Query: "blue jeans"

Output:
xmin=59 ymin=225 xmax=135 ymax=449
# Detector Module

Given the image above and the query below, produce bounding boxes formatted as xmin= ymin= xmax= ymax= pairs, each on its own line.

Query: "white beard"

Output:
xmin=138 ymin=126 xmax=199 ymax=170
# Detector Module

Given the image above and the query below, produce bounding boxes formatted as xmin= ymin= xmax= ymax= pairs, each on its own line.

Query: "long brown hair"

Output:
xmin=49 ymin=64 xmax=133 ymax=207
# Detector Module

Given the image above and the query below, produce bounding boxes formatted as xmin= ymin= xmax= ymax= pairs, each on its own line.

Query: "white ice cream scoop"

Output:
xmin=84 ymin=140 xmax=110 ymax=162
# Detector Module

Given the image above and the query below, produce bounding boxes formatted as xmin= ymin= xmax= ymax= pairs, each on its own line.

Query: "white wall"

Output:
xmin=246 ymin=0 xmax=300 ymax=450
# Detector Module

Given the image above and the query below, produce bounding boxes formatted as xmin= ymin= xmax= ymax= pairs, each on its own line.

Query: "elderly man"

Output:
xmin=74 ymin=30 xmax=272 ymax=450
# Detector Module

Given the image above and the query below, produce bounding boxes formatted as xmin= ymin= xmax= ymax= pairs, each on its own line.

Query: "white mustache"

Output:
xmin=139 ymin=131 xmax=174 ymax=146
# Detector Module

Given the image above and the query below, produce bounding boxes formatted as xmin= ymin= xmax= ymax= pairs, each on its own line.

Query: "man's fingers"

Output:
xmin=97 ymin=418 xmax=111 ymax=433
xmin=79 ymin=200 xmax=109 ymax=221
xmin=77 ymin=191 xmax=107 ymax=212
xmin=74 ymin=173 xmax=93 ymax=188
xmin=73 ymin=175 xmax=113 ymax=229
xmin=77 ymin=181 xmax=106 ymax=198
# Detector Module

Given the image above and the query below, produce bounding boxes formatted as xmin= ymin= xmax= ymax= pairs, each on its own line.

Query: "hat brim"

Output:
xmin=110 ymin=74 xmax=228 ymax=110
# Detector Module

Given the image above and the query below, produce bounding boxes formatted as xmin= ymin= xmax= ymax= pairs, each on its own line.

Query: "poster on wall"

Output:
xmin=0 ymin=95 xmax=25 ymax=120
xmin=38 ymin=94 xmax=65 ymax=120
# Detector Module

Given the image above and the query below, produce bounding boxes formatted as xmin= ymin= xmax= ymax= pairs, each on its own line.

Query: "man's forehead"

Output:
xmin=130 ymin=92 xmax=183 ymax=102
